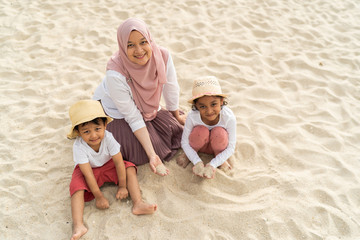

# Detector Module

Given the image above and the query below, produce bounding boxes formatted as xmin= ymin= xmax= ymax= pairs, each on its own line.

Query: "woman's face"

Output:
xmin=126 ymin=30 xmax=152 ymax=65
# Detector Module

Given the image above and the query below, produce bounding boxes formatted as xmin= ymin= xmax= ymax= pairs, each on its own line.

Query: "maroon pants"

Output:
xmin=189 ymin=125 xmax=228 ymax=156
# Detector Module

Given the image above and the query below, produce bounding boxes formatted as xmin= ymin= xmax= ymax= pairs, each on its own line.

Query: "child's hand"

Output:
xmin=116 ymin=187 xmax=128 ymax=200
xmin=203 ymin=164 xmax=216 ymax=179
xmin=192 ymin=162 xmax=205 ymax=177
xmin=95 ymin=195 xmax=109 ymax=209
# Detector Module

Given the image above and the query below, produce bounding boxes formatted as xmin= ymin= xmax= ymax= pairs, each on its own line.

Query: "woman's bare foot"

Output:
xmin=132 ymin=200 xmax=157 ymax=215
xmin=192 ymin=162 xmax=205 ymax=177
xmin=176 ymin=154 xmax=190 ymax=168
xmin=71 ymin=224 xmax=87 ymax=240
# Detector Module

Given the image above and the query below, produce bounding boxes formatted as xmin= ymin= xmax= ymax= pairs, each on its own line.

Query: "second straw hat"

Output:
xmin=188 ymin=76 xmax=227 ymax=103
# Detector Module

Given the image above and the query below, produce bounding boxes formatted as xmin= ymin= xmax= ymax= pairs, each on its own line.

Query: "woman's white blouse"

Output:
xmin=93 ymin=53 xmax=179 ymax=132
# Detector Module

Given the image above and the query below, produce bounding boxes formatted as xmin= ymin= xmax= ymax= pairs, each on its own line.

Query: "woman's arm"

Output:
xmin=134 ymin=126 xmax=169 ymax=176
xmin=163 ymin=54 xmax=186 ymax=125
xmin=170 ymin=109 xmax=186 ymax=125
xmin=106 ymin=71 xmax=146 ymax=132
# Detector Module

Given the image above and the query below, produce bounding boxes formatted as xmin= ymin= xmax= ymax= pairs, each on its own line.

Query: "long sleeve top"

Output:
xmin=181 ymin=106 xmax=237 ymax=168
xmin=93 ymin=53 xmax=179 ymax=132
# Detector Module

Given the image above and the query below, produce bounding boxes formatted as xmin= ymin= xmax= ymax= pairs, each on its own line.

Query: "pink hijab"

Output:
xmin=107 ymin=18 xmax=169 ymax=121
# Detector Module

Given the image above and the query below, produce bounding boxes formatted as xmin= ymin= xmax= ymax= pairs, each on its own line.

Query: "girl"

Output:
xmin=180 ymin=76 xmax=237 ymax=179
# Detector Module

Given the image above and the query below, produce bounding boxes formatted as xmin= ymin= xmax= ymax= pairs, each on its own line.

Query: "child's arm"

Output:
xmin=181 ymin=116 xmax=203 ymax=165
xmin=112 ymin=152 xmax=128 ymax=200
xmin=78 ymin=163 xmax=109 ymax=209
xmin=209 ymin=112 xmax=237 ymax=168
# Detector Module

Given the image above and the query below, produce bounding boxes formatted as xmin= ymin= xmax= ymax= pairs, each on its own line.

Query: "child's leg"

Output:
xmin=176 ymin=153 xmax=190 ymax=168
xmin=189 ymin=125 xmax=213 ymax=154
xmin=209 ymin=127 xmax=229 ymax=155
xmin=209 ymin=127 xmax=231 ymax=170
xmin=126 ymin=166 xmax=157 ymax=215
xmin=71 ymin=190 xmax=88 ymax=240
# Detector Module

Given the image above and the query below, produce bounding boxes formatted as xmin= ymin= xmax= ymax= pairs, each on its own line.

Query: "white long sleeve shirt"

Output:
xmin=181 ymin=106 xmax=237 ymax=168
xmin=93 ymin=53 xmax=180 ymax=132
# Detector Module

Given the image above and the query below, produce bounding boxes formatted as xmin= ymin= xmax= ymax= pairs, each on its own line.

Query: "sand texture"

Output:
xmin=1 ymin=0 xmax=360 ymax=239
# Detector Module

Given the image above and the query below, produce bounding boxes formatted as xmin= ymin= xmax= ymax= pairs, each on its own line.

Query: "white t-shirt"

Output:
xmin=93 ymin=53 xmax=179 ymax=132
xmin=181 ymin=106 xmax=237 ymax=168
xmin=73 ymin=130 xmax=120 ymax=168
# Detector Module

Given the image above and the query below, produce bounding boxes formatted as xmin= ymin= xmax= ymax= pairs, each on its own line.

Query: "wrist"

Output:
xmin=170 ymin=110 xmax=179 ymax=117
xmin=93 ymin=190 xmax=104 ymax=199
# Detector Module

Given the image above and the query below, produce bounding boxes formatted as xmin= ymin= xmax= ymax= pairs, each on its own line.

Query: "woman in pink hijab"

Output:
xmin=93 ymin=18 xmax=185 ymax=176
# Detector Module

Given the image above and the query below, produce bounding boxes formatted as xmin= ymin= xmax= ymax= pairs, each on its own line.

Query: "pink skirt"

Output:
xmin=106 ymin=109 xmax=183 ymax=166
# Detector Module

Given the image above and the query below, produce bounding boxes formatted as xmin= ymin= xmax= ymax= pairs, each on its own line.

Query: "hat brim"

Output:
xmin=188 ymin=93 xmax=227 ymax=103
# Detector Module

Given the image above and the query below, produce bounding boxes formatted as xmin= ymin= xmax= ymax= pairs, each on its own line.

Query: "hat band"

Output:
xmin=191 ymin=91 xmax=224 ymax=100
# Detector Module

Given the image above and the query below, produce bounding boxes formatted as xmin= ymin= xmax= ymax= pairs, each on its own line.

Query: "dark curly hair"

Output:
xmin=191 ymin=96 xmax=228 ymax=111
xmin=74 ymin=117 xmax=107 ymax=132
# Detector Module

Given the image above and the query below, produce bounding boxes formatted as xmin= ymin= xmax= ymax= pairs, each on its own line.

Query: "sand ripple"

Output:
xmin=1 ymin=0 xmax=360 ymax=239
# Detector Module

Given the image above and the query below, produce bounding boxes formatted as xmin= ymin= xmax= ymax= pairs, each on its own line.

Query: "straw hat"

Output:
xmin=188 ymin=76 xmax=227 ymax=103
xmin=67 ymin=100 xmax=113 ymax=139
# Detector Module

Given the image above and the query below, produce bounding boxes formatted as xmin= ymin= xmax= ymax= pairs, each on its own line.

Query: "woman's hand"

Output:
xmin=170 ymin=109 xmax=186 ymax=125
xmin=176 ymin=114 xmax=186 ymax=125
xmin=149 ymin=155 xmax=169 ymax=176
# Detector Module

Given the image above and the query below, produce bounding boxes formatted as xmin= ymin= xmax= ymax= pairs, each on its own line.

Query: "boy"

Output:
xmin=67 ymin=100 xmax=157 ymax=240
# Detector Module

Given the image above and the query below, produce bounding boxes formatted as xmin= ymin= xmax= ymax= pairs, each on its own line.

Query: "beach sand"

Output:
xmin=1 ymin=0 xmax=360 ymax=239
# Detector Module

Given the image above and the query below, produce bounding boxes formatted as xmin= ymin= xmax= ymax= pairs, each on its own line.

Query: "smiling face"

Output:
xmin=195 ymin=96 xmax=224 ymax=125
xmin=126 ymin=30 xmax=152 ymax=65
xmin=77 ymin=119 xmax=106 ymax=152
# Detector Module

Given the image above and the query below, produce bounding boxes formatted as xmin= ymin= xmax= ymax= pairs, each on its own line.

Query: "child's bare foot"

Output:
xmin=71 ymin=224 xmax=87 ymax=240
xmin=219 ymin=160 xmax=232 ymax=172
xmin=192 ymin=162 xmax=205 ymax=177
xmin=203 ymin=164 xmax=216 ymax=179
xmin=132 ymin=200 xmax=157 ymax=215
xmin=176 ymin=154 xmax=190 ymax=168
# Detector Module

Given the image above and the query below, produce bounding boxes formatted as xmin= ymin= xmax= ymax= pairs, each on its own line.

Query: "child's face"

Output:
xmin=127 ymin=30 xmax=152 ymax=66
xmin=195 ymin=96 xmax=223 ymax=125
xmin=77 ymin=121 xmax=106 ymax=151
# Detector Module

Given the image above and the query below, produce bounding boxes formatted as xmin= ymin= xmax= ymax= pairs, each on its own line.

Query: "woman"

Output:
xmin=93 ymin=18 xmax=185 ymax=176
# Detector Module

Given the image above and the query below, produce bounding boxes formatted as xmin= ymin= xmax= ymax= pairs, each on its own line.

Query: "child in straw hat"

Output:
xmin=67 ymin=100 xmax=157 ymax=240
xmin=178 ymin=76 xmax=237 ymax=179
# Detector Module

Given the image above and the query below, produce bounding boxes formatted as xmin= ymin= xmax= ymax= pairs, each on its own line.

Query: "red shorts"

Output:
xmin=69 ymin=159 xmax=136 ymax=202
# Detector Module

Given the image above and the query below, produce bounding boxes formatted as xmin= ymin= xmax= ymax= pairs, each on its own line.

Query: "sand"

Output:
xmin=1 ymin=0 xmax=360 ymax=239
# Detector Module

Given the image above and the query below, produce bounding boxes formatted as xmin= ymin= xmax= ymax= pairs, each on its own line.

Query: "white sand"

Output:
xmin=1 ymin=0 xmax=360 ymax=239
